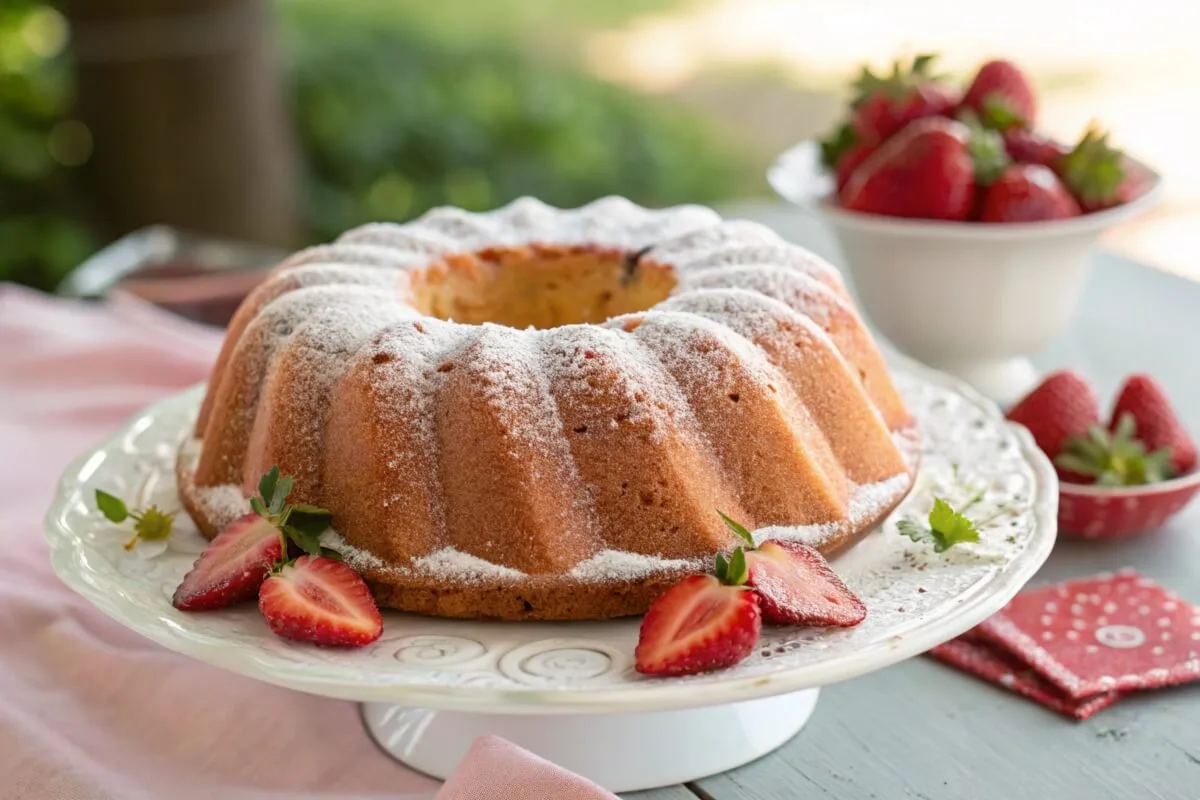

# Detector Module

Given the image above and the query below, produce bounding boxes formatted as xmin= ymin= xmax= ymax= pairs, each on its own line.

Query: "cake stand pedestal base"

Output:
xmin=934 ymin=355 xmax=1037 ymax=408
xmin=361 ymin=688 xmax=820 ymax=793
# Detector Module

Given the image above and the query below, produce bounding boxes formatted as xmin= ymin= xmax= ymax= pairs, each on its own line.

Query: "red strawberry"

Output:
xmin=744 ymin=540 xmax=866 ymax=627
xmin=840 ymin=116 xmax=1006 ymax=221
xmin=1003 ymin=128 xmax=1069 ymax=168
xmin=1005 ymin=369 xmax=1101 ymax=463
xmin=818 ymin=123 xmax=877 ymax=190
xmin=1057 ymin=124 xmax=1152 ymax=212
xmin=1109 ymin=374 xmax=1197 ymax=475
xmin=258 ymin=555 xmax=383 ymax=647
xmin=173 ymin=513 xmax=283 ymax=611
xmin=835 ymin=143 xmax=877 ymax=191
xmin=849 ymin=53 xmax=960 ymax=145
xmin=961 ymin=59 xmax=1037 ymax=129
xmin=635 ymin=570 xmax=761 ymax=677
xmin=979 ymin=164 xmax=1081 ymax=222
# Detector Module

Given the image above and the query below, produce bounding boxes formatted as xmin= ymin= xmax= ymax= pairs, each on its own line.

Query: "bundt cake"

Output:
xmin=178 ymin=196 xmax=919 ymax=621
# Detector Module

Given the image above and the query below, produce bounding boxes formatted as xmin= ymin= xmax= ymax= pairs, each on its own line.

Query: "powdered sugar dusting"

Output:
xmin=754 ymin=472 xmax=916 ymax=549
xmin=678 ymin=265 xmax=843 ymax=329
xmin=670 ymin=241 xmax=846 ymax=293
xmin=415 ymin=548 xmax=524 ymax=582
xmin=321 ymin=532 xmax=524 ymax=583
xmin=569 ymin=550 xmax=702 ymax=582
xmin=187 ymin=195 xmax=920 ymax=594
xmin=194 ymin=484 xmax=249 ymax=531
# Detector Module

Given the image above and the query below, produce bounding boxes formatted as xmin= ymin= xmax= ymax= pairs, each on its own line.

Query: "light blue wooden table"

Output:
xmin=625 ymin=201 xmax=1200 ymax=800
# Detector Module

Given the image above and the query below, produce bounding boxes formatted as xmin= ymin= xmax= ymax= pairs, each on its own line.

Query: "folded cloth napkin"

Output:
xmin=435 ymin=736 xmax=617 ymax=800
xmin=0 ymin=284 xmax=618 ymax=800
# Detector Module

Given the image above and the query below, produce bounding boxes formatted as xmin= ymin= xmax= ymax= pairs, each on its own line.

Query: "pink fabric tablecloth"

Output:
xmin=0 ymin=284 xmax=616 ymax=800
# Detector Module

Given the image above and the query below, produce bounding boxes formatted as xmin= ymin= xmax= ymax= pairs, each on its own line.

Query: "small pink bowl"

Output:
xmin=1058 ymin=469 xmax=1200 ymax=540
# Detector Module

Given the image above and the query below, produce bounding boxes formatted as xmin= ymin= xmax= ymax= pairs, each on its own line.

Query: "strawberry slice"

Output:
xmin=258 ymin=555 xmax=383 ymax=647
xmin=634 ymin=570 xmax=761 ymax=677
xmin=172 ymin=513 xmax=283 ymax=611
xmin=744 ymin=539 xmax=867 ymax=627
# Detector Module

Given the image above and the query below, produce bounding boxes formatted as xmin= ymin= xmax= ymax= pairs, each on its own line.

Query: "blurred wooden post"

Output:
xmin=60 ymin=0 xmax=302 ymax=248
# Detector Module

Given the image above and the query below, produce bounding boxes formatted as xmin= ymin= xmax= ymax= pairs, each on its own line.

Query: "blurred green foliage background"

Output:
xmin=0 ymin=0 xmax=759 ymax=291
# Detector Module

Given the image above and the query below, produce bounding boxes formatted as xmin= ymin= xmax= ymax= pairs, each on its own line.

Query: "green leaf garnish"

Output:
xmin=284 ymin=525 xmax=324 ymax=557
xmin=714 ymin=552 xmax=729 ymax=582
xmin=288 ymin=512 xmax=332 ymax=538
xmin=319 ymin=546 xmax=344 ymax=562
xmin=249 ymin=496 xmax=268 ymax=518
xmin=714 ymin=547 xmax=749 ymax=586
xmin=248 ymin=467 xmax=334 ymax=559
xmin=717 ymin=510 xmax=755 ymax=548
xmin=258 ymin=466 xmax=280 ymax=512
xmin=290 ymin=503 xmax=331 ymax=516
xmin=726 ymin=547 xmax=748 ymax=586
xmin=95 ymin=490 xmax=129 ymax=523
xmin=897 ymin=498 xmax=981 ymax=553
xmin=271 ymin=475 xmax=294 ymax=515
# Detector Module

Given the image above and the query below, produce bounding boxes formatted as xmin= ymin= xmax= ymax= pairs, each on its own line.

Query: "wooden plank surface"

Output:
xmin=685 ymin=202 xmax=1200 ymax=799
xmin=624 ymin=787 xmax=701 ymax=800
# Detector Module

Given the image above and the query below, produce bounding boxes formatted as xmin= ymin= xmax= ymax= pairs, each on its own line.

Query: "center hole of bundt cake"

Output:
xmin=409 ymin=245 xmax=677 ymax=329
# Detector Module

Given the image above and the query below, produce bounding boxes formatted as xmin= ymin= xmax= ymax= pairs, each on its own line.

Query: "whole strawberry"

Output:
xmin=1003 ymin=128 xmax=1069 ymax=168
xmin=849 ymin=53 xmax=961 ymax=145
xmin=961 ymin=59 xmax=1037 ymax=129
xmin=817 ymin=122 xmax=877 ymax=191
xmin=1057 ymin=125 xmax=1151 ymax=212
xmin=1005 ymin=369 xmax=1101 ymax=466
xmin=835 ymin=143 xmax=877 ymax=191
xmin=840 ymin=117 xmax=1006 ymax=221
xmin=979 ymin=164 xmax=1081 ymax=223
xmin=1109 ymin=374 xmax=1197 ymax=475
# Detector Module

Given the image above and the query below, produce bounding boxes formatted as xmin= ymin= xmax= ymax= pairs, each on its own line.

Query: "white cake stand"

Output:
xmin=44 ymin=363 xmax=1056 ymax=793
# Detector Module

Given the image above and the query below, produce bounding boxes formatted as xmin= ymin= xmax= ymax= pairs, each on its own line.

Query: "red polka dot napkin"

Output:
xmin=929 ymin=570 xmax=1200 ymax=720
xmin=929 ymin=637 xmax=1121 ymax=720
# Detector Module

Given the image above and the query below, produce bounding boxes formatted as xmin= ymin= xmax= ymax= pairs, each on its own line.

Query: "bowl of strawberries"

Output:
xmin=768 ymin=54 xmax=1163 ymax=405
xmin=1005 ymin=370 xmax=1199 ymax=540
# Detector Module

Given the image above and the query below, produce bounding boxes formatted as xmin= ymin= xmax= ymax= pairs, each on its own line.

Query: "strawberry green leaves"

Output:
xmin=94 ymin=489 xmax=178 ymax=551
xmin=717 ymin=509 xmax=756 ymax=549
xmin=897 ymin=498 xmax=981 ymax=553
xmin=714 ymin=510 xmax=754 ymax=585
xmin=714 ymin=547 xmax=749 ymax=586
xmin=1055 ymin=412 xmax=1175 ymax=486
xmin=249 ymin=466 xmax=341 ymax=561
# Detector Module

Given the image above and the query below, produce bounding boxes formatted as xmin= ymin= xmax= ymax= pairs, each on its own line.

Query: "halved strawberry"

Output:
xmin=634 ymin=568 xmax=761 ymax=677
xmin=258 ymin=555 xmax=383 ymax=648
xmin=717 ymin=512 xmax=867 ymax=628
xmin=172 ymin=513 xmax=283 ymax=611
xmin=744 ymin=540 xmax=867 ymax=627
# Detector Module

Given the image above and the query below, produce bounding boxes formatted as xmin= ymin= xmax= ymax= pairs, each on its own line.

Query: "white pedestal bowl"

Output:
xmin=768 ymin=140 xmax=1164 ymax=406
